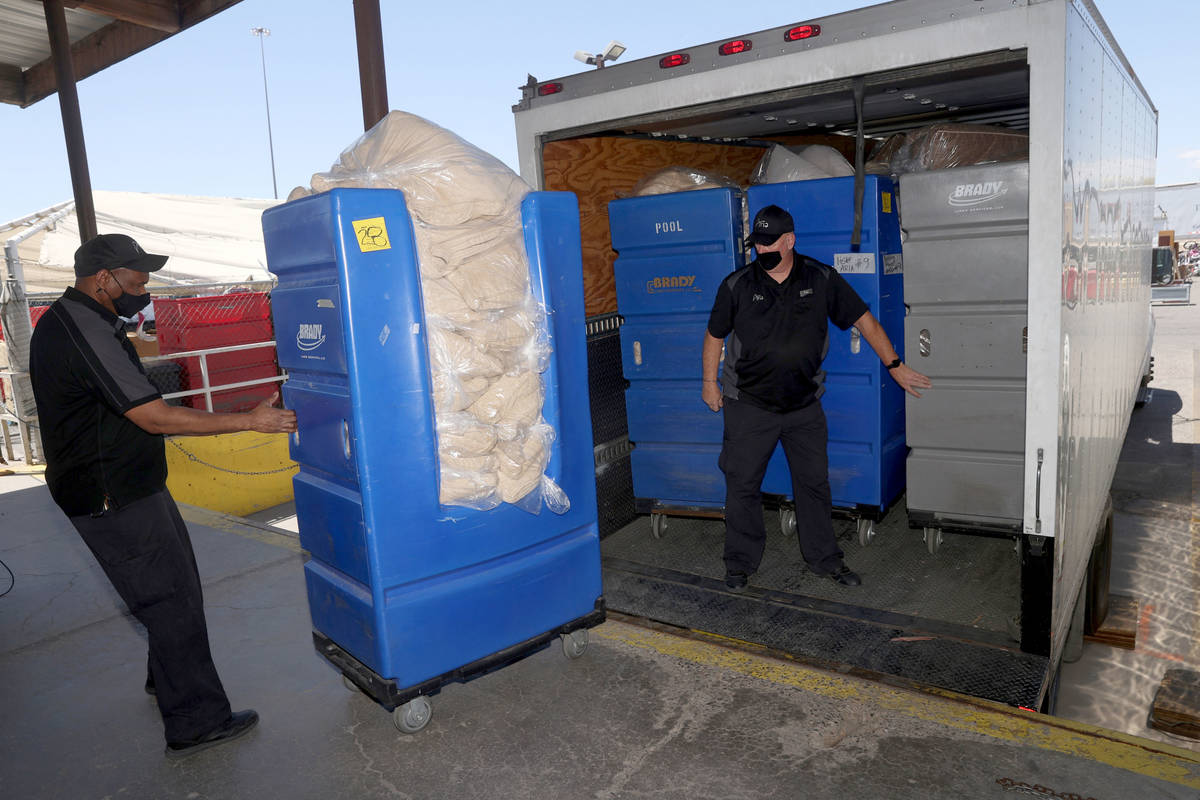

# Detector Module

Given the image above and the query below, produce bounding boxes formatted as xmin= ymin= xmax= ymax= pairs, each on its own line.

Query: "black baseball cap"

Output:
xmin=745 ymin=204 xmax=794 ymax=247
xmin=74 ymin=233 xmax=168 ymax=277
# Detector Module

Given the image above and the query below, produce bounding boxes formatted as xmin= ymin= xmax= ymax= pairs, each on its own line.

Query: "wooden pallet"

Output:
xmin=1148 ymin=669 xmax=1200 ymax=740
xmin=1082 ymin=593 xmax=1138 ymax=650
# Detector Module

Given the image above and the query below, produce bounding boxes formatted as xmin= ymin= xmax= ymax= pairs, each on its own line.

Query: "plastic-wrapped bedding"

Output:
xmin=866 ymin=124 xmax=1029 ymax=175
xmin=292 ymin=110 xmax=569 ymax=514
xmin=630 ymin=166 xmax=741 ymax=196
xmin=750 ymin=143 xmax=854 ymax=184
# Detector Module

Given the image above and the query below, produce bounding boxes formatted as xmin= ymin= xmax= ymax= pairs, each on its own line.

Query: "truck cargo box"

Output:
xmin=513 ymin=0 xmax=1155 ymax=704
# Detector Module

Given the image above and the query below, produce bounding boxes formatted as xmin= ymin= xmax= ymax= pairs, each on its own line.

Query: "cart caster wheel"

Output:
xmin=780 ymin=508 xmax=797 ymax=537
xmin=561 ymin=629 xmax=589 ymax=660
xmin=857 ymin=518 xmax=876 ymax=547
xmin=342 ymin=674 xmax=360 ymax=693
xmin=924 ymin=527 xmax=943 ymax=555
xmin=650 ymin=513 xmax=668 ymax=539
xmin=393 ymin=696 xmax=432 ymax=734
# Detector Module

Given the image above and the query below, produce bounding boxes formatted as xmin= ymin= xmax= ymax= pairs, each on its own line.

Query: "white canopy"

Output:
xmin=1 ymin=191 xmax=281 ymax=296
xmin=1155 ymin=183 xmax=1200 ymax=242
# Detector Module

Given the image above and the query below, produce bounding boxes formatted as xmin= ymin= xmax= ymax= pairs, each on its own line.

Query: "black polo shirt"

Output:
xmin=29 ymin=287 xmax=167 ymax=517
xmin=707 ymin=252 xmax=869 ymax=413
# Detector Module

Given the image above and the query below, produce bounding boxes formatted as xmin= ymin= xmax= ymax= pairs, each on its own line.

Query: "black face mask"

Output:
xmin=108 ymin=275 xmax=152 ymax=318
xmin=757 ymin=250 xmax=783 ymax=270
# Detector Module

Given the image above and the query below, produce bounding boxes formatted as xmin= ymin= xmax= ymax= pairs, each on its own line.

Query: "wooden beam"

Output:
xmin=178 ymin=0 xmax=247 ymax=30
xmin=0 ymin=64 xmax=25 ymax=107
xmin=19 ymin=0 xmax=244 ymax=108
xmin=67 ymin=0 xmax=181 ymax=34
xmin=22 ymin=19 xmax=168 ymax=107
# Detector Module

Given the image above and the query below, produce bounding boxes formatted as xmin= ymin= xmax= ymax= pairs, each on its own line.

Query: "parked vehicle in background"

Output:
xmin=1152 ymin=246 xmax=1176 ymax=286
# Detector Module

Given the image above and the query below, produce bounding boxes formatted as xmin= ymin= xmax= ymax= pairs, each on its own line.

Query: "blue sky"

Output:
xmin=1 ymin=0 xmax=1196 ymax=225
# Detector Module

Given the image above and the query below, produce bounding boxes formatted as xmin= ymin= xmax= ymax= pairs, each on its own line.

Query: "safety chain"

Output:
xmin=168 ymin=437 xmax=299 ymax=476
xmin=996 ymin=778 xmax=1097 ymax=800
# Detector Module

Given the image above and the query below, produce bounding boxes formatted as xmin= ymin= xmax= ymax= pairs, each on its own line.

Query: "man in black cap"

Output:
xmin=28 ymin=233 xmax=297 ymax=758
xmin=702 ymin=205 xmax=930 ymax=591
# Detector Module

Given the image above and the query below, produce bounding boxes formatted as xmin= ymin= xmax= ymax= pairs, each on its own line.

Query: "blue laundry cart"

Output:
xmin=609 ymin=188 xmax=795 ymax=537
xmin=262 ymin=188 xmax=604 ymax=733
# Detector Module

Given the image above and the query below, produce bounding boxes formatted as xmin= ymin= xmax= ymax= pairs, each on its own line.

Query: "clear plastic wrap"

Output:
xmin=310 ymin=112 xmax=528 ymax=227
xmin=882 ymin=124 xmax=1029 ymax=175
xmin=439 ymin=459 xmax=500 ymax=509
xmin=440 ymin=234 xmax=530 ymax=312
xmin=427 ymin=327 xmax=504 ymax=379
xmin=420 ymin=276 xmax=484 ymax=328
xmin=435 ymin=412 xmax=498 ymax=457
xmin=459 ymin=309 xmax=535 ymax=354
xmin=432 ymin=372 xmax=491 ymax=414
xmin=750 ymin=143 xmax=854 ymax=184
xmin=304 ymin=110 xmax=569 ymax=514
xmin=865 ymin=133 xmax=907 ymax=175
xmin=468 ymin=371 xmax=543 ymax=439
xmin=630 ymin=167 xmax=741 ymax=197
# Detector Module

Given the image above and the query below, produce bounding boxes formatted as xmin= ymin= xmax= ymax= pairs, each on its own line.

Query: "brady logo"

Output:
xmin=296 ymin=323 xmax=326 ymax=351
xmin=646 ymin=274 xmax=699 ymax=293
xmin=655 ymin=219 xmax=685 ymax=234
xmin=948 ymin=181 xmax=1008 ymax=207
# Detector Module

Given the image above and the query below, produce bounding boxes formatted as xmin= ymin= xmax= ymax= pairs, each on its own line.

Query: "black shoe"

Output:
xmin=724 ymin=571 xmax=749 ymax=593
xmin=824 ymin=565 xmax=862 ymax=587
xmin=144 ymin=680 xmax=156 ymax=696
xmin=165 ymin=710 xmax=259 ymax=759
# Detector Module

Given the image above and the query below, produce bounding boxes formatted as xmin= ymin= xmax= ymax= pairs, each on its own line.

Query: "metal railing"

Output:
xmin=24 ymin=279 xmax=279 ymax=303
xmin=141 ymin=340 xmax=284 ymax=413
xmin=0 ymin=339 xmax=285 ymax=465
xmin=0 ymin=368 xmax=42 ymax=464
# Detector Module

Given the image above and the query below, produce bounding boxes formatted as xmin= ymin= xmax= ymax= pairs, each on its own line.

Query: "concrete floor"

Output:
xmin=1 ymin=483 xmax=1197 ymax=798
xmin=2 ymin=304 xmax=1200 ymax=797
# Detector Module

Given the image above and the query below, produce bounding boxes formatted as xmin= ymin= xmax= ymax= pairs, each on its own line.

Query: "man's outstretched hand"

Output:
xmin=246 ymin=392 xmax=297 ymax=433
xmin=891 ymin=364 xmax=932 ymax=398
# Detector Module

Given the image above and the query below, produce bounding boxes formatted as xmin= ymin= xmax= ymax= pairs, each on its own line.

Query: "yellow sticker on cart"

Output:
xmin=352 ymin=217 xmax=391 ymax=252
xmin=881 ymin=192 xmax=893 ymax=214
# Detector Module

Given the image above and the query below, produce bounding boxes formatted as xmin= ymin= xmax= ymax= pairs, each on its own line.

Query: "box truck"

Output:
xmin=511 ymin=0 xmax=1155 ymax=709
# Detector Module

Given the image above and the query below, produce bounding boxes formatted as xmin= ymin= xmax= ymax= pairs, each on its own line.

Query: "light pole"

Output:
xmin=250 ymin=27 xmax=278 ymax=200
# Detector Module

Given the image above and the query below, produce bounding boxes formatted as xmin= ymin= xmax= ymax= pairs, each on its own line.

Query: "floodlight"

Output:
xmin=602 ymin=41 xmax=626 ymax=61
xmin=574 ymin=40 xmax=627 ymax=69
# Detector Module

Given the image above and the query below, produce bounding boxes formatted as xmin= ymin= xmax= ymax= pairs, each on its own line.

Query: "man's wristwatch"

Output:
xmin=885 ymin=358 xmax=902 ymax=370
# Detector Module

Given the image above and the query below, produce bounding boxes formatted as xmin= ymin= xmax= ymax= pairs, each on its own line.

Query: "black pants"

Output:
xmin=70 ymin=489 xmax=231 ymax=743
xmin=719 ymin=398 xmax=843 ymax=576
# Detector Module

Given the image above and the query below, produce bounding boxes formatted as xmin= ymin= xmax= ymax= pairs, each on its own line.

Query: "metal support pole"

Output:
xmin=198 ymin=352 xmax=214 ymax=412
xmin=42 ymin=0 xmax=97 ymax=243
xmin=251 ymin=27 xmax=278 ymax=200
xmin=352 ymin=0 xmax=389 ymax=131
